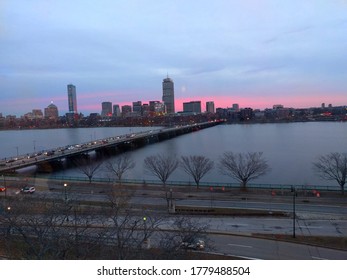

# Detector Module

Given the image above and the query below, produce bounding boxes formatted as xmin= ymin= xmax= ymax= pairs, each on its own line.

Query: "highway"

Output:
xmin=2 ymin=178 xmax=346 ymax=259
xmin=3 ymin=184 xmax=347 ymax=238
xmin=211 ymin=234 xmax=347 ymax=260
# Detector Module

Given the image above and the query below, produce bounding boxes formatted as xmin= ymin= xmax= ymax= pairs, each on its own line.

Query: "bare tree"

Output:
xmin=143 ymin=154 xmax=178 ymax=185
xmin=218 ymin=151 xmax=270 ymax=190
xmin=313 ymin=152 xmax=347 ymax=195
xmin=143 ymin=154 xmax=178 ymax=207
xmin=98 ymin=187 xmax=162 ymax=259
xmin=157 ymin=216 xmax=210 ymax=259
xmin=0 ymin=195 xmax=114 ymax=260
xmin=105 ymin=153 xmax=135 ymax=184
xmin=73 ymin=156 xmax=103 ymax=183
xmin=0 ymin=197 xmax=70 ymax=259
xmin=180 ymin=155 xmax=214 ymax=188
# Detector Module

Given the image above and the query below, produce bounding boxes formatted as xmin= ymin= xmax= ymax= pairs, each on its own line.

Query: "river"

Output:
xmin=1 ymin=122 xmax=346 ymax=186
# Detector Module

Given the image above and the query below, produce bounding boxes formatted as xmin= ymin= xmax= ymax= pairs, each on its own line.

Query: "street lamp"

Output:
xmin=64 ymin=183 xmax=68 ymax=204
xmin=2 ymin=175 xmax=6 ymax=199
xmin=291 ymin=186 xmax=297 ymax=238
xmin=63 ymin=183 xmax=69 ymax=222
xmin=169 ymin=188 xmax=173 ymax=209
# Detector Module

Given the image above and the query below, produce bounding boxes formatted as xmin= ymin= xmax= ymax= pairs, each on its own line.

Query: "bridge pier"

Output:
xmin=0 ymin=120 xmax=225 ymax=174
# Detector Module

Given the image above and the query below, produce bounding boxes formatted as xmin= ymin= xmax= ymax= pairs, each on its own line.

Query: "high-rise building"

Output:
xmin=113 ymin=104 xmax=121 ymax=117
xmin=183 ymin=101 xmax=201 ymax=113
xmin=101 ymin=101 xmax=112 ymax=117
xmin=44 ymin=102 xmax=59 ymax=119
xmin=67 ymin=84 xmax=77 ymax=113
xmin=162 ymin=76 xmax=175 ymax=114
xmin=206 ymin=101 xmax=215 ymax=113
xmin=232 ymin=103 xmax=239 ymax=112
xmin=142 ymin=103 xmax=149 ymax=116
xmin=132 ymin=101 xmax=142 ymax=115
xmin=121 ymin=105 xmax=132 ymax=117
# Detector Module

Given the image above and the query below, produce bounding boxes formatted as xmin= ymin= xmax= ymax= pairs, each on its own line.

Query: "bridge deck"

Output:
xmin=0 ymin=121 xmax=223 ymax=173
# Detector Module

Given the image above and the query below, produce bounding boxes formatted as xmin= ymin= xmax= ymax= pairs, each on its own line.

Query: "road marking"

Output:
xmin=312 ymin=256 xmax=327 ymax=260
xmin=228 ymin=244 xmax=253 ymax=248
xmin=303 ymin=226 xmax=322 ymax=229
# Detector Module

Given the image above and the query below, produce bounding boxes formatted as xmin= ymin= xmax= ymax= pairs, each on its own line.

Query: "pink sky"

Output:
xmin=76 ymin=92 xmax=346 ymax=114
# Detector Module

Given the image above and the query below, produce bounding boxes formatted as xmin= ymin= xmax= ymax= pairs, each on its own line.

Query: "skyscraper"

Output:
xmin=132 ymin=101 xmax=142 ymax=115
xmin=162 ymin=76 xmax=175 ymax=114
xmin=101 ymin=101 xmax=112 ymax=117
xmin=113 ymin=104 xmax=121 ymax=117
xmin=206 ymin=101 xmax=215 ymax=113
xmin=67 ymin=84 xmax=77 ymax=113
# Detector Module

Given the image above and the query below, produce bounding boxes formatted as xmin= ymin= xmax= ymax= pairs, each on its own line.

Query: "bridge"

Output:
xmin=0 ymin=120 xmax=224 ymax=174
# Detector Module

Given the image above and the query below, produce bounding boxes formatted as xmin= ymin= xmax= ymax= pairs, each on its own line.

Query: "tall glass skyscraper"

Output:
xmin=67 ymin=84 xmax=77 ymax=113
xmin=162 ymin=76 xmax=175 ymax=114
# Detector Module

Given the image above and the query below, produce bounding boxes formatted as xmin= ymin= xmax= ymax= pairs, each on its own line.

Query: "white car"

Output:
xmin=20 ymin=186 xmax=36 ymax=194
xmin=180 ymin=239 xmax=205 ymax=250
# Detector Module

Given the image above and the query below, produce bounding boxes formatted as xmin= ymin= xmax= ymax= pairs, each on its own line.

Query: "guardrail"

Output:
xmin=14 ymin=174 xmax=340 ymax=192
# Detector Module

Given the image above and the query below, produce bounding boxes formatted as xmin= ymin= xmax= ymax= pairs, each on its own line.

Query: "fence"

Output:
xmin=9 ymin=174 xmax=340 ymax=193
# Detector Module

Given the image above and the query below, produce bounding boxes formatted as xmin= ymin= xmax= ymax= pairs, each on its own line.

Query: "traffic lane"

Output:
xmin=210 ymin=234 xmax=347 ymax=260
xmin=175 ymin=199 xmax=347 ymax=215
xmin=201 ymin=216 xmax=347 ymax=237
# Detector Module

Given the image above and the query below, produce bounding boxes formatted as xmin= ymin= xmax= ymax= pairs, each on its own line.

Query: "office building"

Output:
xmin=133 ymin=101 xmax=142 ymax=115
xmin=67 ymin=84 xmax=77 ymax=113
xmin=149 ymin=101 xmax=165 ymax=115
xmin=232 ymin=103 xmax=239 ymax=112
xmin=121 ymin=105 xmax=132 ymax=117
xmin=142 ymin=103 xmax=149 ymax=116
xmin=183 ymin=101 xmax=201 ymax=114
xmin=113 ymin=104 xmax=121 ymax=117
xmin=206 ymin=101 xmax=215 ymax=113
xmin=101 ymin=101 xmax=112 ymax=117
xmin=162 ymin=76 xmax=175 ymax=114
xmin=44 ymin=102 xmax=59 ymax=119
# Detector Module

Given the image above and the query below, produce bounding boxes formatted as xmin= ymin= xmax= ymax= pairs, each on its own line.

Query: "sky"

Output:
xmin=1 ymin=0 xmax=347 ymax=116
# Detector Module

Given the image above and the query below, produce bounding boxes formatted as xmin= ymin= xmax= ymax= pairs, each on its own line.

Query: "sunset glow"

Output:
xmin=1 ymin=0 xmax=346 ymax=116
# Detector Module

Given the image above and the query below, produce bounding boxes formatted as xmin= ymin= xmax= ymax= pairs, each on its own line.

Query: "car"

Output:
xmin=20 ymin=186 xmax=35 ymax=194
xmin=180 ymin=239 xmax=205 ymax=250
xmin=0 ymin=186 xmax=6 ymax=192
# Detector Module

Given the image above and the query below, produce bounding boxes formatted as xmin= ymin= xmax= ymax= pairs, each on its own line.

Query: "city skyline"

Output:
xmin=1 ymin=0 xmax=347 ymax=116
xmin=1 ymin=78 xmax=345 ymax=118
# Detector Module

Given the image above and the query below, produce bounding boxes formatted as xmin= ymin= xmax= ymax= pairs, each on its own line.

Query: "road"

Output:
xmin=211 ymin=234 xmax=347 ymax=260
xmin=2 ymin=178 xmax=347 ymax=259
xmin=3 ymin=183 xmax=347 ymax=238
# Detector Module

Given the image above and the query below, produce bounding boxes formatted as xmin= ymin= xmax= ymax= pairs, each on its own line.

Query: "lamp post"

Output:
xmin=169 ymin=188 xmax=173 ymax=209
xmin=291 ymin=186 xmax=297 ymax=238
xmin=2 ymin=175 xmax=6 ymax=199
xmin=64 ymin=183 xmax=69 ymax=221
xmin=64 ymin=183 xmax=68 ymax=204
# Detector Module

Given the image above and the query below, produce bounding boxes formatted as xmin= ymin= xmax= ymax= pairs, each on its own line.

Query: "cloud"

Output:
xmin=263 ymin=26 xmax=313 ymax=44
